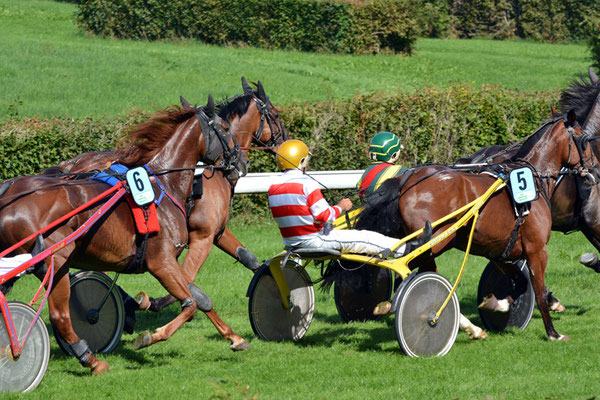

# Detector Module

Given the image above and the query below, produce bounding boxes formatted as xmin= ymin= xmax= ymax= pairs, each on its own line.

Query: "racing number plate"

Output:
xmin=509 ymin=167 xmax=536 ymax=204
xmin=126 ymin=167 xmax=155 ymax=206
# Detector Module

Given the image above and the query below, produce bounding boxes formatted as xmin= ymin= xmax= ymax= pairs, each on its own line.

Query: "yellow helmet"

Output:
xmin=276 ymin=139 xmax=310 ymax=170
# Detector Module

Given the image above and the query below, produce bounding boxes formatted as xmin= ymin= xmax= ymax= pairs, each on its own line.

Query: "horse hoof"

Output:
xmin=133 ymin=331 xmax=152 ymax=350
xmin=134 ymin=292 xmax=151 ymax=311
xmin=373 ymin=301 xmax=392 ymax=316
xmin=549 ymin=301 xmax=565 ymax=313
xmin=91 ymin=360 xmax=110 ymax=376
xmin=230 ymin=340 xmax=252 ymax=352
xmin=467 ymin=328 xmax=488 ymax=340
xmin=549 ymin=334 xmax=571 ymax=342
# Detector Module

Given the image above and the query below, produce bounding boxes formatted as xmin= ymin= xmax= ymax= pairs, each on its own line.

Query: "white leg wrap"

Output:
xmin=496 ymin=298 xmax=511 ymax=313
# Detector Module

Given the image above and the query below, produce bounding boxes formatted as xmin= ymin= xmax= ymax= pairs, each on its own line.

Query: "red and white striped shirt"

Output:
xmin=268 ymin=169 xmax=341 ymax=246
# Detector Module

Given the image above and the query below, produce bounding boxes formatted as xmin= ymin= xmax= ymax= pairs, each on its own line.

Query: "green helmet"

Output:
xmin=368 ymin=132 xmax=402 ymax=163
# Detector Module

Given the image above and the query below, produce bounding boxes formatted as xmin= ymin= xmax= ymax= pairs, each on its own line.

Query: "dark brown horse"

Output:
xmin=0 ymin=97 xmax=243 ymax=374
xmin=357 ymin=111 xmax=595 ymax=341
xmin=456 ymin=68 xmax=600 ymax=276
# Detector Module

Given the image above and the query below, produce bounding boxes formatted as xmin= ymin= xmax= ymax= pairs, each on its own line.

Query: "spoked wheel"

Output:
xmin=53 ymin=271 xmax=125 ymax=355
xmin=394 ymin=272 xmax=460 ymax=357
xmin=333 ymin=260 xmax=393 ymax=322
xmin=0 ymin=302 xmax=50 ymax=393
xmin=477 ymin=259 xmax=534 ymax=332
xmin=249 ymin=261 xmax=315 ymax=341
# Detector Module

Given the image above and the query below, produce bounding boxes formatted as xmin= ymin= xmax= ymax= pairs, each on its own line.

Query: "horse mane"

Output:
xmin=510 ymin=116 xmax=561 ymax=161
xmin=559 ymin=74 xmax=600 ymax=125
xmin=117 ymin=106 xmax=197 ymax=166
xmin=355 ymin=177 xmax=405 ymax=237
xmin=216 ymin=92 xmax=257 ymax=123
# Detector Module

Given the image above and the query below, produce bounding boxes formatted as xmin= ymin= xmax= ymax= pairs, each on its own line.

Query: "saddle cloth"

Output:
xmin=92 ymin=164 xmax=160 ymax=235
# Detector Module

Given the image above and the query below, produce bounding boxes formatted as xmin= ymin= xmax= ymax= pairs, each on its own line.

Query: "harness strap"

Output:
xmin=501 ymin=208 xmax=526 ymax=259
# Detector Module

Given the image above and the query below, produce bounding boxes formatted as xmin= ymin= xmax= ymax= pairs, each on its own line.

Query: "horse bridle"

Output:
xmin=195 ymin=108 xmax=243 ymax=173
xmin=248 ymin=95 xmax=288 ymax=151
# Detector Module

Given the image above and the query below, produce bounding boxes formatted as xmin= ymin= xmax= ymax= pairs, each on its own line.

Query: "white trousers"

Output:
xmin=0 ymin=254 xmax=33 ymax=277
xmin=296 ymin=229 xmax=407 ymax=257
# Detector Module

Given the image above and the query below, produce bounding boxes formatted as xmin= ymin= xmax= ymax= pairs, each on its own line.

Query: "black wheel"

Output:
xmin=333 ymin=260 xmax=393 ymax=322
xmin=249 ymin=261 xmax=315 ymax=341
xmin=53 ymin=271 xmax=125 ymax=355
xmin=477 ymin=259 xmax=534 ymax=332
xmin=0 ymin=302 xmax=50 ymax=393
xmin=394 ymin=272 xmax=459 ymax=357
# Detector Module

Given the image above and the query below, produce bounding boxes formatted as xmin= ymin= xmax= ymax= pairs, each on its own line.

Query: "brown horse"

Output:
xmin=357 ymin=111 xmax=595 ymax=341
xmin=0 ymin=97 xmax=243 ymax=374
xmin=142 ymin=78 xmax=288 ymax=310
xmin=47 ymin=79 xmax=286 ymax=338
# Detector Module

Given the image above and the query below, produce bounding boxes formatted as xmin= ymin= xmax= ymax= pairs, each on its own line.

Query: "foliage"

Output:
xmin=587 ymin=14 xmax=600 ymax=71
xmin=418 ymin=0 xmax=600 ymax=42
xmin=75 ymin=0 xmax=418 ymax=54
xmin=0 ymin=112 xmax=145 ymax=178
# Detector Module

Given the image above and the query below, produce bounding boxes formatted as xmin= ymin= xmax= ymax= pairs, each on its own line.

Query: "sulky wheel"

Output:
xmin=53 ymin=271 xmax=125 ymax=356
xmin=333 ymin=260 xmax=393 ymax=322
xmin=394 ymin=272 xmax=460 ymax=357
xmin=249 ymin=260 xmax=315 ymax=341
xmin=0 ymin=302 xmax=50 ymax=393
xmin=477 ymin=259 xmax=534 ymax=332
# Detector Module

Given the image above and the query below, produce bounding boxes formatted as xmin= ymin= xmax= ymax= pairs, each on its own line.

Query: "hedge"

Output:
xmin=419 ymin=0 xmax=600 ymax=42
xmin=75 ymin=0 xmax=418 ymax=55
xmin=0 ymin=85 xmax=558 ymax=217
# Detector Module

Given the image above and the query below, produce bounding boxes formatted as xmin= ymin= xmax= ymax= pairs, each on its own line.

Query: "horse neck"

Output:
xmin=585 ymin=95 xmax=600 ymax=141
xmin=147 ymin=117 xmax=204 ymax=204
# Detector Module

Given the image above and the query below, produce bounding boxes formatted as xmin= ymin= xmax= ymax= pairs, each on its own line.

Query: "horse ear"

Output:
xmin=241 ymin=76 xmax=254 ymax=95
xmin=205 ymin=94 xmax=215 ymax=118
xmin=567 ymin=109 xmax=577 ymax=126
xmin=550 ymin=105 xmax=559 ymax=117
xmin=180 ymin=96 xmax=192 ymax=108
xmin=590 ymin=67 xmax=599 ymax=85
xmin=257 ymin=80 xmax=267 ymax=102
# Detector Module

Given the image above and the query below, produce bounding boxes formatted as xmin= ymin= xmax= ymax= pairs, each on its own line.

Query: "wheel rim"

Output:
xmin=54 ymin=271 xmax=125 ymax=355
xmin=0 ymin=302 xmax=50 ymax=393
xmin=334 ymin=261 xmax=392 ymax=322
xmin=477 ymin=260 xmax=534 ymax=332
xmin=249 ymin=262 xmax=315 ymax=341
xmin=395 ymin=272 xmax=459 ymax=357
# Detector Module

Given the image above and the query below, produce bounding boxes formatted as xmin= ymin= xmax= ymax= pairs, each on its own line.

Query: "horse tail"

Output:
xmin=318 ymin=260 xmax=340 ymax=293
xmin=355 ymin=175 xmax=405 ymax=238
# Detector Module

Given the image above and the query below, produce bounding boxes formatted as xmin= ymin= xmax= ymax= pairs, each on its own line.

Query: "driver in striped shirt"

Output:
xmin=268 ymin=139 xmax=430 ymax=257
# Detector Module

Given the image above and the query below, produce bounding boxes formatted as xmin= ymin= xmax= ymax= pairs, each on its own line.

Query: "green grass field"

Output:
xmin=4 ymin=222 xmax=600 ymax=399
xmin=0 ymin=0 xmax=591 ymax=119
xmin=2 ymin=0 xmax=600 ymax=398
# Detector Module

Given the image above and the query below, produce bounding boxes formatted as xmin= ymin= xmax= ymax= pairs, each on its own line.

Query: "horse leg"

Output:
xmin=203 ymin=309 xmax=251 ymax=351
xmin=47 ymin=264 xmax=109 ymax=375
xmin=578 ymin=225 xmax=600 ymax=273
xmin=526 ymin=249 xmax=570 ymax=341
xmin=460 ymin=314 xmax=488 ymax=340
xmin=138 ymin=230 xmax=215 ymax=312
xmin=216 ymin=227 xmax=260 ymax=272
xmin=133 ymin=259 xmax=198 ymax=349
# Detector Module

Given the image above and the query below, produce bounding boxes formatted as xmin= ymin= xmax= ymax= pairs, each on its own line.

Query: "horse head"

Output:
xmin=215 ymin=78 xmax=288 ymax=155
